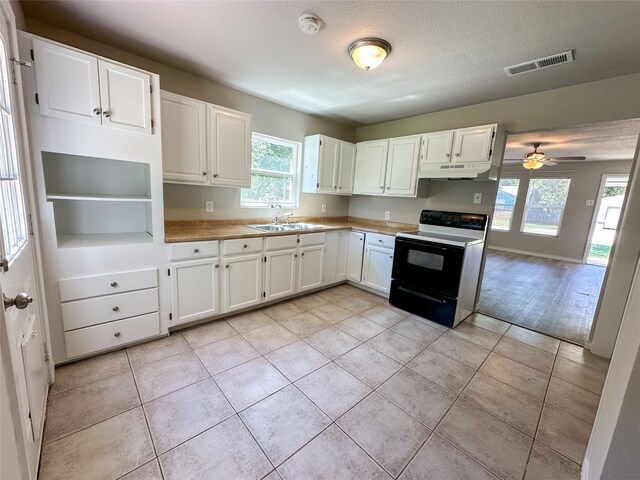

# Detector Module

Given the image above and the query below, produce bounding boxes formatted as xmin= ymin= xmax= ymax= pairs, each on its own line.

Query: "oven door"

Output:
xmin=392 ymin=237 xmax=464 ymax=297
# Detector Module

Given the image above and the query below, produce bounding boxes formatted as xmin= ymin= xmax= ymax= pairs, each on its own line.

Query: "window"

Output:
xmin=521 ymin=178 xmax=571 ymax=236
xmin=491 ymin=178 xmax=520 ymax=231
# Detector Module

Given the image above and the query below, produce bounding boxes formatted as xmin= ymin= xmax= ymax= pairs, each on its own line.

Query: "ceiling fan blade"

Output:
xmin=545 ymin=156 xmax=586 ymax=161
xmin=503 ymin=159 xmax=524 ymax=163
xmin=541 ymin=160 xmax=558 ymax=166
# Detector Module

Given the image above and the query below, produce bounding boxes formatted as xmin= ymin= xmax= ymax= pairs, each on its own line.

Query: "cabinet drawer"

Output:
xmin=366 ymin=233 xmax=395 ymax=249
xmin=64 ymin=312 xmax=160 ymax=359
xmin=59 ymin=269 xmax=158 ymax=302
xmin=299 ymin=232 xmax=326 ymax=247
xmin=169 ymin=241 xmax=219 ymax=261
xmin=265 ymin=235 xmax=298 ymax=251
xmin=61 ymin=288 xmax=158 ymax=331
xmin=223 ymin=237 xmax=262 ymax=255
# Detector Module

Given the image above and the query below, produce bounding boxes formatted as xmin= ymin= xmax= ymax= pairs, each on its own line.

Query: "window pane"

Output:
xmin=251 ymin=137 xmax=293 ymax=173
xmin=522 ymin=178 xmax=571 ymax=236
xmin=241 ymin=173 xmax=292 ymax=204
xmin=492 ymin=178 xmax=519 ymax=231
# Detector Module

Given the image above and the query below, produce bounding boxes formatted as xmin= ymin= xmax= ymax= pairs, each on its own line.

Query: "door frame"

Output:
xmin=582 ymin=173 xmax=630 ymax=264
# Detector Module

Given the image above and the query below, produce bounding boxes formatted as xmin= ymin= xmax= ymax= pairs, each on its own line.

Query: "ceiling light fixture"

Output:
xmin=522 ymin=143 xmax=546 ymax=169
xmin=348 ymin=37 xmax=392 ymax=71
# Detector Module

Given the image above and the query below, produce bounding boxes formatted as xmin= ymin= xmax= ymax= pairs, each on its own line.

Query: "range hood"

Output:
xmin=418 ymin=161 xmax=500 ymax=181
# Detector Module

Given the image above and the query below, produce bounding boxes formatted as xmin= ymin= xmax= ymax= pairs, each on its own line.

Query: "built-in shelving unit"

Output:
xmin=42 ymin=151 xmax=153 ymax=247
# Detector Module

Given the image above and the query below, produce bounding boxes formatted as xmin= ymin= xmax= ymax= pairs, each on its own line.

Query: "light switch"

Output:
xmin=205 ymin=201 xmax=214 ymax=212
xmin=321 ymin=203 xmax=327 ymax=213
xmin=473 ymin=193 xmax=483 ymax=204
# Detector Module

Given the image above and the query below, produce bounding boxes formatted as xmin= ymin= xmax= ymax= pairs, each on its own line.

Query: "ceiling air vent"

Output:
xmin=504 ymin=50 xmax=574 ymax=76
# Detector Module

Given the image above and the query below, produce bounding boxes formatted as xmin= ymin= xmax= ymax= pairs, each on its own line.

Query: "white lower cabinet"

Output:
xmin=223 ymin=252 xmax=263 ymax=312
xmin=324 ymin=230 xmax=349 ymax=285
xmin=362 ymin=234 xmax=395 ymax=294
xmin=298 ymin=245 xmax=325 ymax=292
xmin=265 ymin=248 xmax=298 ymax=301
xmin=347 ymin=231 xmax=365 ymax=282
xmin=170 ymin=258 xmax=220 ymax=326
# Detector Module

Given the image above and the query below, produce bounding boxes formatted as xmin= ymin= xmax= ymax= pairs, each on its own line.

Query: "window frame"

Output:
xmin=241 ymin=132 xmax=301 ymax=209
xmin=520 ymin=177 xmax=571 ymax=237
xmin=491 ymin=177 xmax=520 ymax=232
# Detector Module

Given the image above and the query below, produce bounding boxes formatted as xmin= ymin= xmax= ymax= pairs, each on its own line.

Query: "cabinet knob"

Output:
xmin=215 ymin=264 xmax=219 ymax=268
xmin=455 ymin=153 xmax=460 ymax=157
xmin=93 ymin=108 xmax=102 ymax=116
xmin=112 ymin=306 xmax=119 ymax=312
xmin=296 ymin=238 xmax=300 ymax=243
xmin=102 ymin=111 xmax=111 ymax=118
xmin=110 ymin=282 xmax=118 ymax=287
xmin=378 ymin=239 xmax=383 ymax=243
xmin=202 ymin=171 xmax=207 ymax=176
xmin=114 ymin=331 xmax=121 ymax=337
xmin=301 ymin=252 xmax=305 ymax=257
xmin=294 ymin=254 xmax=298 ymax=258
xmin=194 ymin=248 xmax=200 ymax=253
xmin=338 ymin=186 xmax=342 ymax=189
xmin=243 ymin=244 xmax=248 ymax=248
xmin=445 ymin=153 xmax=450 ymax=158
xmin=213 ymin=173 xmax=218 ymax=178
xmin=389 ymin=255 xmax=393 ymax=259
xmin=386 ymin=185 xmax=390 ymax=189
xmin=333 ymin=185 xmax=337 ymax=188
xmin=379 ymin=186 xmax=384 ymax=189
xmin=225 ymin=264 xmax=230 ymax=269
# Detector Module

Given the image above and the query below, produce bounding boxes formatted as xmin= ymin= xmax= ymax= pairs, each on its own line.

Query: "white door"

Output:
xmin=354 ymin=140 xmax=388 ymax=195
xmin=335 ymin=230 xmax=349 ymax=281
xmin=346 ymin=232 xmax=365 ymax=282
xmin=385 ymin=135 xmax=421 ymax=196
xmin=362 ymin=246 xmax=394 ymax=294
xmin=98 ymin=60 xmax=152 ymax=134
xmin=419 ymin=130 xmax=454 ymax=166
xmin=208 ymin=106 xmax=251 ymax=187
xmin=171 ymin=258 xmax=219 ymax=325
xmin=265 ymin=248 xmax=298 ymax=301
xmin=161 ymin=91 xmax=207 ymax=183
xmin=0 ymin=6 xmax=49 ymax=479
xmin=223 ymin=253 xmax=262 ymax=312
xmin=337 ymin=142 xmax=356 ymax=194
xmin=298 ymin=245 xmax=324 ymax=292
xmin=32 ymin=38 xmax=101 ymax=125
xmin=452 ymin=126 xmax=494 ymax=164
xmin=317 ymin=136 xmax=339 ymax=193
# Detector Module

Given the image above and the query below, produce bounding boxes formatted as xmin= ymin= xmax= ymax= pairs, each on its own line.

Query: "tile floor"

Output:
xmin=39 ymin=284 xmax=610 ymax=480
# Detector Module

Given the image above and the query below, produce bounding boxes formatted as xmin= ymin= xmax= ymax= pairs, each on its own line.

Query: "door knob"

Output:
xmin=3 ymin=292 xmax=33 ymax=310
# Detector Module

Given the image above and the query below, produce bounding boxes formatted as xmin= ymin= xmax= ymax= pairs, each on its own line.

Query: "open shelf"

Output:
xmin=56 ymin=232 xmax=153 ymax=248
xmin=46 ymin=193 xmax=152 ymax=202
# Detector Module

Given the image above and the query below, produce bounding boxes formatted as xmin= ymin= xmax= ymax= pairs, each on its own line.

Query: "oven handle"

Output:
xmin=397 ymin=286 xmax=448 ymax=304
xmin=395 ymin=238 xmax=453 ymax=252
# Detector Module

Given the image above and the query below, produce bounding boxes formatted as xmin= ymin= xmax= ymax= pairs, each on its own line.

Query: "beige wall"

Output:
xmin=24 ymin=19 xmax=355 ymax=221
xmin=489 ymin=161 xmax=632 ymax=261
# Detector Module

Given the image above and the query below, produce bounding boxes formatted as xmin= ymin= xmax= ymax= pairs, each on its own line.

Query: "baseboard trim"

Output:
xmin=488 ymin=246 xmax=583 ymax=264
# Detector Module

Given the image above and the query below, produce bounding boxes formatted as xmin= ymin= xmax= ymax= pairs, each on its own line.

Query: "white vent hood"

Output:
xmin=418 ymin=162 xmax=499 ymax=181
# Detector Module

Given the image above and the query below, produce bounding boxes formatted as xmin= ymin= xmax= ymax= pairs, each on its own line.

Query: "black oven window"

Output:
xmin=407 ymin=250 xmax=444 ymax=271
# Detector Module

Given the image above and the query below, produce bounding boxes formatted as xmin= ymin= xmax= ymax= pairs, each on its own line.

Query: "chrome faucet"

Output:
xmin=270 ymin=204 xmax=293 ymax=224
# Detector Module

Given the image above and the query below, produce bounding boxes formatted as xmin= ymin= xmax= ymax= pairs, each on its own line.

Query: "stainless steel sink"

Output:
xmin=247 ymin=223 xmax=323 ymax=232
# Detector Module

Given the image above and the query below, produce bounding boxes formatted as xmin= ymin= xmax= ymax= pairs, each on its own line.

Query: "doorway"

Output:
xmin=585 ymin=174 xmax=629 ymax=266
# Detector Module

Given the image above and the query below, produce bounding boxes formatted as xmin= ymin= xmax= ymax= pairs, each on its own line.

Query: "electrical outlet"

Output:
xmin=321 ymin=204 xmax=326 ymax=213
xmin=384 ymin=211 xmax=390 ymax=220
xmin=586 ymin=200 xmax=595 ymax=206
xmin=473 ymin=193 xmax=483 ymax=204
xmin=205 ymin=201 xmax=214 ymax=213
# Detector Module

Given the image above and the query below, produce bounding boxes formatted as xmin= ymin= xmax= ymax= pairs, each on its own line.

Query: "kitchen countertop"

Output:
xmin=164 ymin=216 xmax=417 ymax=243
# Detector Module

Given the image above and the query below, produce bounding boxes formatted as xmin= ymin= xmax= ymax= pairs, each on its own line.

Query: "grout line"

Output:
xmin=126 ymin=348 xmax=159 ymax=459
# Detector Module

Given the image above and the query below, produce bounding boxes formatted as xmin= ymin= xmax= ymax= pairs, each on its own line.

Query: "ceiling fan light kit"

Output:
xmin=348 ymin=37 xmax=392 ymax=71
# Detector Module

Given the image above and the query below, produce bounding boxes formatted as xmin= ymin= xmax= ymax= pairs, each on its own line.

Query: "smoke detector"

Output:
xmin=299 ymin=14 xmax=322 ymax=35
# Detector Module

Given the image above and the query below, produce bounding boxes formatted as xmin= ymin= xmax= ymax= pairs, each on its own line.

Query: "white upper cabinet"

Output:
xmin=420 ymin=130 xmax=454 ymax=166
xmin=33 ymin=39 xmax=152 ymax=134
xmin=160 ymin=90 xmax=251 ymax=187
xmin=302 ymin=134 xmax=356 ymax=195
xmin=161 ymin=91 xmax=207 ymax=183
xmin=208 ymin=106 xmax=252 ymax=187
xmin=354 ymin=136 xmax=420 ymax=197
xmin=354 ymin=139 xmax=388 ymax=195
xmin=452 ymin=125 xmax=495 ymax=164
xmin=385 ymin=135 xmax=421 ymax=196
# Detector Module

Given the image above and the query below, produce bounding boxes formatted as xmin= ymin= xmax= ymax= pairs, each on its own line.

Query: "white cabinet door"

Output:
xmin=298 ymin=245 xmax=324 ymax=292
xmin=171 ymin=258 xmax=219 ymax=325
xmin=452 ymin=126 xmax=494 ymax=164
xmin=98 ymin=60 xmax=152 ymax=134
xmin=323 ymin=230 xmax=348 ymax=285
xmin=337 ymin=142 xmax=356 ymax=194
xmin=385 ymin=135 xmax=421 ymax=197
xmin=317 ymin=136 xmax=339 ymax=193
xmin=347 ymin=231 xmax=365 ymax=282
xmin=354 ymin=140 xmax=388 ymax=195
xmin=420 ymin=130 xmax=454 ymax=166
xmin=362 ymin=246 xmax=394 ymax=294
xmin=335 ymin=230 xmax=349 ymax=281
xmin=265 ymin=248 xmax=298 ymax=301
xmin=208 ymin=106 xmax=251 ymax=187
xmin=33 ymin=38 xmax=101 ymax=125
xmin=161 ymin=91 xmax=207 ymax=183
xmin=223 ymin=253 xmax=262 ymax=312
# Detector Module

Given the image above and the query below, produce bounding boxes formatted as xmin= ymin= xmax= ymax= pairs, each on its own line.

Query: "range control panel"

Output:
xmin=419 ymin=210 xmax=488 ymax=231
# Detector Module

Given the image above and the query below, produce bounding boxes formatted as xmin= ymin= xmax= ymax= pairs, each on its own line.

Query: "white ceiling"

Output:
xmin=504 ymin=119 xmax=640 ymax=163
xmin=21 ymin=1 xmax=640 ymax=126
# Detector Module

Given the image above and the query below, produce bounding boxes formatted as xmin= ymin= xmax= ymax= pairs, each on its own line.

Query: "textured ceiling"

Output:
xmin=20 ymin=1 xmax=640 ymax=126
xmin=504 ymin=119 xmax=640 ymax=163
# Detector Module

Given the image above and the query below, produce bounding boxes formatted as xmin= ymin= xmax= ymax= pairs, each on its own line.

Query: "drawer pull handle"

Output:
xmin=112 ymin=306 xmax=120 ymax=312
xmin=194 ymin=248 xmax=200 ymax=253
xmin=455 ymin=153 xmax=460 ymax=157
xmin=110 ymin=282 xmax=118 ymax=287
xmin=213 ymin=173 xmax=218 ymax=178
xmin=114 ymin=331 xmax=121 ymax=337
xmin=243 ymin=244 xmax=248 ymax=248
xmin=202 ymin=171 xmax=207 ymax=176
xmin=378 ymin=239 xmax=383 ymax=243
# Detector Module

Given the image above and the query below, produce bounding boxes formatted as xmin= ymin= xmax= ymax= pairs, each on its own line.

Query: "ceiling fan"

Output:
xmin=504 ymin=142 xmax=586 ymax=170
